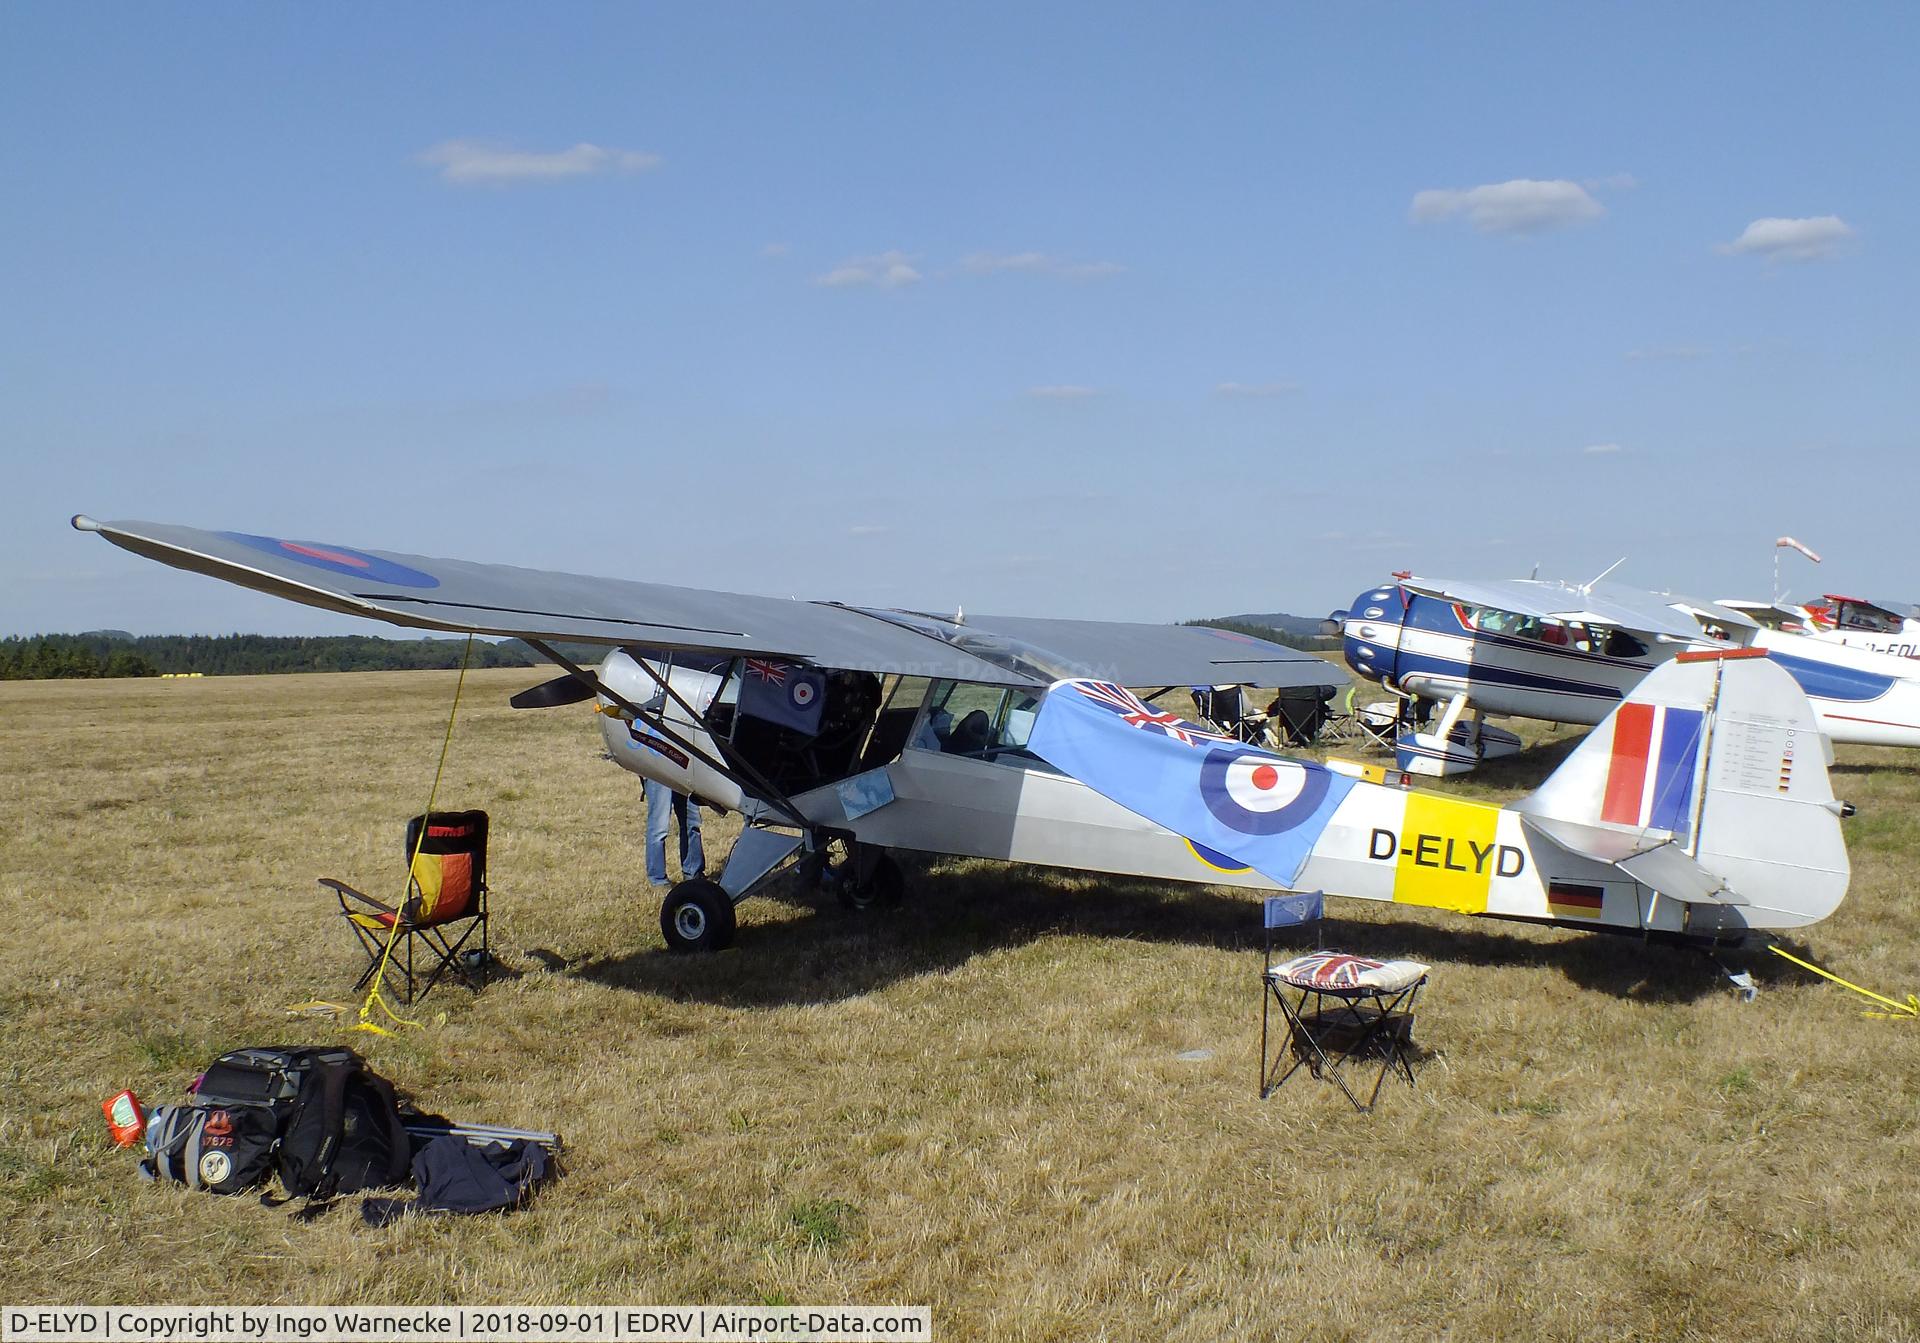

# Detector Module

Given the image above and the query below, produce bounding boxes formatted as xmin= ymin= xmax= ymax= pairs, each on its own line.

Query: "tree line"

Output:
xmin=0 ymin=633 xmax=547 ymax=680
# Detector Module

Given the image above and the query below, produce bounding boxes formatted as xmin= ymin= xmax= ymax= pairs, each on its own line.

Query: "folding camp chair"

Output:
xmin=1190 ymin=685 xmax=1274 ymax=745
xmin=1268 ymin=684 xmax=1338 ymax=747
xmin=323 ymin=810 xmax=490 ymax=1004
xmin=1259 ymin=896 xmax=1427 ymax=1112
xmin=1354 ymin=698 xmax=1404 ymax=752
xmin=1319 ymin=685 xmax=1399 ymax=750
xmin=1314 ymin=686 xmax=1367 ymax=747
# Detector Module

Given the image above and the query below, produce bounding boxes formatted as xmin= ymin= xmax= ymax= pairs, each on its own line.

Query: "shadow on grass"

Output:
xmin=1830 ymin=760 xmax=1920 ymax=779
xmin=568 ymin=855 xmax=1766 ymax=1009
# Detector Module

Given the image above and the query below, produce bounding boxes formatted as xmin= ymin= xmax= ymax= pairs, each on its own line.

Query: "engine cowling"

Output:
xmin=595 ymin=650 xmax=746 ymax=811
xmin=1337 ymin=585 xmax=1409 ymax=688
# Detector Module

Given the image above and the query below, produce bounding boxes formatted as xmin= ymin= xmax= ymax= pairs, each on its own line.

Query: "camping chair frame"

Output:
xmin=324 ymin=810 xmax=490 ymax=1005
xmin=1258 ymin=897 xmax=1425 ymax=1112
xmin=1261 ymin=974 xmax=1424 ymax=1112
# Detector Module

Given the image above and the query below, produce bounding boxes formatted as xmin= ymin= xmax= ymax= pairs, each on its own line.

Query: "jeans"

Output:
xmin=644 ymin=777 xmax=705 ymax=885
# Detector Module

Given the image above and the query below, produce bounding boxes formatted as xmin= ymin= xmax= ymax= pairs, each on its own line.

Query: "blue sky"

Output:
xmin=4 ymin=2 xmax=1915 ymax=636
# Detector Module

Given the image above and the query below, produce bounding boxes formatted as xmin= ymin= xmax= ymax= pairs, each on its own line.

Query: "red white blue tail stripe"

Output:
xmin=1599 ymin=701 xmax=1705 ymax=837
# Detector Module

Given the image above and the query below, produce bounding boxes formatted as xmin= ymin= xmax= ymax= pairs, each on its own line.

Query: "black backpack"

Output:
xmin=191 ymin=1045 xmax=409 ymax=1203
xmin=139 ymin=1102 xmax=282 ymax=1194
xmin=273 ymin=1047 xmax=410 ymax=1200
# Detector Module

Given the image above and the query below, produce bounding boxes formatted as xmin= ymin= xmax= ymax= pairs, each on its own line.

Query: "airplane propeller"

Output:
xmin=510 ymin=674 xmax=597 ymax=710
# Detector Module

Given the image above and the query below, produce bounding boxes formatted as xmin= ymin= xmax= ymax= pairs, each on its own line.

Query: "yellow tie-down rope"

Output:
xmin=353 ymin=634 xmax=476 ymax=1035
xmin=1768 ymin=944 xmax=1920 ymax=1020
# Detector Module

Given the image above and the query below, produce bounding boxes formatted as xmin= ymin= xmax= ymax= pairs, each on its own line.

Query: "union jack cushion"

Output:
xmin=1271 ymin=951 xmax=1429 ymax=993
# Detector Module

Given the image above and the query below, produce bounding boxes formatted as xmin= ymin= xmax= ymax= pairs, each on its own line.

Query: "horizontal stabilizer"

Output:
xmin=1518 ymin=814 xmax=1674 ymax=865
xmin=1615 ymin=843 xmax=1736 ymax=905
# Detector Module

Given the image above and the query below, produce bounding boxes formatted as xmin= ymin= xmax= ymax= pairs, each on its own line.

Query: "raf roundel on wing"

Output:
xmin=220 ymin=531 xmax=441 ymax=589
xmin=1199 ymin=746 xmax=1333 ymax=835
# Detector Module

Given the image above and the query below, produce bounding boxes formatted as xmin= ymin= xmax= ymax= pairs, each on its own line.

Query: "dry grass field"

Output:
xmin=4 ymin=668 xmax=1920 ymax=1340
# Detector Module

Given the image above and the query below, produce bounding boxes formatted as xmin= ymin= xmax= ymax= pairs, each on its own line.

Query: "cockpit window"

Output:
xmin=1839 ymin=603 xmax=1899 ymax=633
xmin=993 ymin=693 xmax=1043 ymax=752
xmin=1462 ymin=607 xmax=1644 ymax=659
xmin=911 ymin=681 xmax=1049 ymax=765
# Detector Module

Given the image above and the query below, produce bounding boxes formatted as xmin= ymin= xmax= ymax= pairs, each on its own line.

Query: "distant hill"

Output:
xmin=1212 ymin=611 xmax=1331 ymax=639
xmin=1184 ymin=612 xmax=1338 ymax=652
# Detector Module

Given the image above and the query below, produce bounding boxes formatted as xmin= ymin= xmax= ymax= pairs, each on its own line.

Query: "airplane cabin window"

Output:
xmin=911 ymin=681 xmax=1045 ymax=766
xmin=992 ymin=693 xmax=1043 ymax=753
xmin=860 ymin=675 xmax=932 ymax=770
xmin=1603 ymin=629 xmax=1647 ymax=659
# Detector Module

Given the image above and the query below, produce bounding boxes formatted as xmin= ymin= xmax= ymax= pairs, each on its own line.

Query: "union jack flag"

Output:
xmin=1068 ymin=681 xmax=1237 ymax=748
xmin=744 ymin=657 xmax=789 ymax=686
xmin=1272 ymin=951 xmax=1388 ymax=990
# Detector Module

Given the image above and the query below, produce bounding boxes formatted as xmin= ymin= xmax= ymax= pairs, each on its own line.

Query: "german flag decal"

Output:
xmin=1547 ymin=881 xmax=1606 ymax=919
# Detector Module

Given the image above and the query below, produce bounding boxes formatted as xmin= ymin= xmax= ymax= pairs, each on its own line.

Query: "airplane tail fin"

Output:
xmin=1514 ymin=651 xmax=1849 ymax=930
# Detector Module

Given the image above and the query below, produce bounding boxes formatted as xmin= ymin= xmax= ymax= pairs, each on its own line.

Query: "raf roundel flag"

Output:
xmin=1027 ymin=679 xmax=1356 ymax=887
xmin=739 ymin=657 xmax=828 ymax=735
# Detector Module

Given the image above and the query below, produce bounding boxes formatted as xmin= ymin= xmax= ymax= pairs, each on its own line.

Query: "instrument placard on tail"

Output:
xmin=1713 ymin=713 xmax=1802 ymax=797
xmin=1381 ymin=792 xmax=1508 ymax=914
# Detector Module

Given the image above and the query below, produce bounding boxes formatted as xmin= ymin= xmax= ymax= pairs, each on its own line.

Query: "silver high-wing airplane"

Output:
xmin=1331 ymin=573 xmax=1920 ymax=776
xmin=74 ymin=518 xmax=1852 ymax=951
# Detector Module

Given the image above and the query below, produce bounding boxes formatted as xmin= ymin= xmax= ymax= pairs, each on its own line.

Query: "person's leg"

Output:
xmin=679 ymin=795 xmax=705 ymax=879
xmin=644 ymin=777 xmax=671 ymax=885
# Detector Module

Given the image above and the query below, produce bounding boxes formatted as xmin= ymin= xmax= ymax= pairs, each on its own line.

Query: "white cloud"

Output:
xmin=1027 ymin=384 xmax=1098 ymax=400
xmin=761 ymin=242 xmax=791 ymax=258
xmin=1582 ymin=442 xmax=1624 ymax=455
xmin=958 ymin=251 xmax=1125 ymax=279
xmin=1214 ymin=380 xmax=1301 ymax=398
xmin=1718 ymin=215 xmax=1855 ymax=262
xmin=417 ymin=140 xmax=662 ymax=185
xmin=847 ymin=523 xmax=892 ymax=537
xmin=814 ymin=250 xmax=922 ymax=288
xmin=1411 ymin=178 xmax=1605 ymax=234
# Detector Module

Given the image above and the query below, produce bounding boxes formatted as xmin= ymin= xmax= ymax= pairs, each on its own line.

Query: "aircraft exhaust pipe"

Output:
xmin=1320 ymin=611 xmax=1348 ymax=637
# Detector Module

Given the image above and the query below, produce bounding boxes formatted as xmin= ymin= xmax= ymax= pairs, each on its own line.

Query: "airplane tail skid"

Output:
xmin=1513 ymin=650 xmax=1850 ymax=931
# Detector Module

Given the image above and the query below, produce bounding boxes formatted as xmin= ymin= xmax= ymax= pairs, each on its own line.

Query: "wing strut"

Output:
xmin=522 ymin=639 xmax=811 ymax=830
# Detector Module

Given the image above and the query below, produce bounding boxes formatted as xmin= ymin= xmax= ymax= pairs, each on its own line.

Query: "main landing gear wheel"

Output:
xmin=661 ymin=878 xmax=736 ymax=953
xmin=835 ymin=850 xmax=905 ymax=912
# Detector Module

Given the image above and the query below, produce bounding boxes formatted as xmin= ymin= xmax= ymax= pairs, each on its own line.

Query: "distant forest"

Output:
xmin=2 ymin=617 xmax=1335 ymax=681
xmin=0 ymin=633 xmax=547 ymax=680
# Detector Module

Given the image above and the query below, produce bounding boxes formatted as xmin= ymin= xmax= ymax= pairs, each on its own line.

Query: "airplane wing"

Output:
xmin=1717 ymin=598 xmax=1811 ymax=627
xmin=72 ymin=516 xmax=1341 ymax=691
xmin=1823 ymin=594 xmax=1919 ymax=624
xmin=1403 ymin=575 xmax=1755 ymax=640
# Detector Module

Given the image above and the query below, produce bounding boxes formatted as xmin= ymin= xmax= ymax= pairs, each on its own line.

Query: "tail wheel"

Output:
xmin=660 ymin=878 xmax=737 ymax=953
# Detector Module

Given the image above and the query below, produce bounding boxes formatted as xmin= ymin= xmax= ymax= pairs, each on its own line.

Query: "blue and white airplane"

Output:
xmin=1331 ymin=573 xmax=1920 ymax=776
